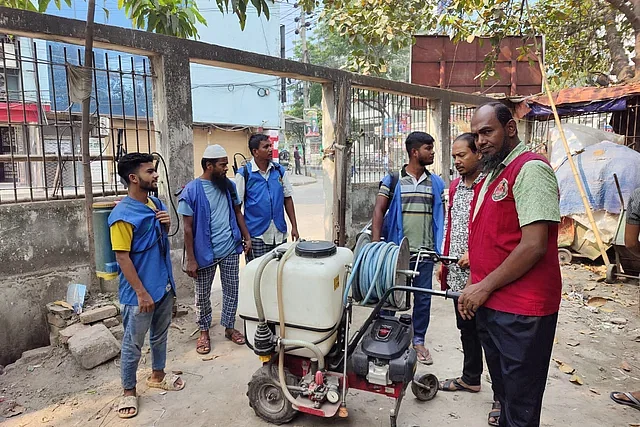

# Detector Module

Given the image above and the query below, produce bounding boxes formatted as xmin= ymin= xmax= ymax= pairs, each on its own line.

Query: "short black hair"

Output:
xmin=454 ymin=132 xmax=478 ymax=153
xmin=249 ymin=133 xmax=269 ymax=155
xmin=201 ymin=157 xmax=222 ymax=171
xmin=405 ymin=131 xmax=435 ymax=156
xmin=479 ymin=102 xmax=514 ymax=127
xmin=117 ymin=152 xmax=154 ymax=184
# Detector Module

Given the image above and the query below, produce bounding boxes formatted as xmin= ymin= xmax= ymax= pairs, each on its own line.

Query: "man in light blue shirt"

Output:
xmin=178 ymin=145 xmax=251 ymax=355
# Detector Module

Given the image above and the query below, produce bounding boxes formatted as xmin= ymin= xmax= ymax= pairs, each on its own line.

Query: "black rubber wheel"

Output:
xmin=247 ymin=365 xmax=300 ymax=425
xmin=605 ymin=264 xmax=618 ymax=284
xmin=411 ymin=373 xmax=438 ymax=401
xmin=558 ymin=248 xmax=572 ymax=265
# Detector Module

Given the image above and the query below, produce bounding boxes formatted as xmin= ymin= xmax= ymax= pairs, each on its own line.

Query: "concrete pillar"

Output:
xmin=321 ymin=82 xmax=336 ymax=242
xmin=434 ymin=98 xmax=451 ymax=187
xmin=321 ymin=79 xmax=351 ymax=246
xmin=150 ymin=51 xmax=194 ymax=250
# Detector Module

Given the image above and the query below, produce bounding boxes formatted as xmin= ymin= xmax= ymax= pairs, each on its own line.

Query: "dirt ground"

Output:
xmin=2 ymin=182 xmax=640 ymax=426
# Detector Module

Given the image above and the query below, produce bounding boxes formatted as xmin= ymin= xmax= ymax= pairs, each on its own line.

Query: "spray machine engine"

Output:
xmin=350 ymin=314 xmax=417 ymax=386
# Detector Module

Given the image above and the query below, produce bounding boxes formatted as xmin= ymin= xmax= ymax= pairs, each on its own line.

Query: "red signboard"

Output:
xmin=411 ymin=36 xmax=543 ymax=96
xmin=0 ymin=103 xmax=49 ymax=123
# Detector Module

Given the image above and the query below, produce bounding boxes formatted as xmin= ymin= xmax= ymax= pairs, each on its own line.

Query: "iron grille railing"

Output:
xmin=0 ymin=37 xmax=155 ymax=204
xmin=350 ymin=88 xmax=433 ymax=184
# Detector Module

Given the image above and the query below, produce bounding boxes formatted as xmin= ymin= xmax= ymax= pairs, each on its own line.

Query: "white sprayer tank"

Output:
xmin=239 ymin=241 xmax=353 ymax=358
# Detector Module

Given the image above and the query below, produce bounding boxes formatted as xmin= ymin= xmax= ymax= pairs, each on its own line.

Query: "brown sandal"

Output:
xmin=225 ymin=329 xmax=246 ymax=345
xmin=196 ymin=335 xmax=210 ymax=354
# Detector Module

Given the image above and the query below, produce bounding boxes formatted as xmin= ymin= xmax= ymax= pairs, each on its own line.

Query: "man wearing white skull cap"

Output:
xmin=178 ymin=144 xmax=251 ymax=354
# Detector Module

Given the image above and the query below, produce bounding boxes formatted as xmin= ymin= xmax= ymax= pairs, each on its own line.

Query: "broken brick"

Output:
xmin=79 ymin=305 xmax=118 ymax=325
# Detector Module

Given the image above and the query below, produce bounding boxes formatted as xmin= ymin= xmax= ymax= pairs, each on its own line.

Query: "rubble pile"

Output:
xmin=45 ymin=299 xmax=123 ymax=369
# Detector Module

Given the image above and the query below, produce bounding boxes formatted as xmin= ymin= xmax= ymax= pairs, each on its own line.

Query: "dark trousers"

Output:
xmin=295 ymin=159 xmax=301 ymax=175
xmin=453 ymin=300 xmax=483 ymax=387
xmin=380 ymin=260 xmax=433 ymax=346
xmin=476 ymin=307 xmax=558 ymax=427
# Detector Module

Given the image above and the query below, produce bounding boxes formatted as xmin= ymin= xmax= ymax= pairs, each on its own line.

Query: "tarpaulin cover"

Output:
xmin=556 ymin=141 xmax=640 ymax=216
xmin=550 ymin=123 xmax=625 ymax=169
xmin=525 ymin=98 xmax=627 ymax=118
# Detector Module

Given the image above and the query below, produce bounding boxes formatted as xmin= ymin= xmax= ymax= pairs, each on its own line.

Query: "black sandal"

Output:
xmin=488 ymin=400 xmax=501 ymax=426
xmin=438 ymin=377 xmax=480 ymax=393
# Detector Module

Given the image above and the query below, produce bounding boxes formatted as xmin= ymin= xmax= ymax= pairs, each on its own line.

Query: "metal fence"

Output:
xmin=350 ymin=88 xmax=434 ymax=183
xmin=527 ymin=97 xmax=640 ymax=155
xmin=0 ymin=36 xmax=155 ymax=204
xmin=349 ymin=91 xmax=478 ymax=184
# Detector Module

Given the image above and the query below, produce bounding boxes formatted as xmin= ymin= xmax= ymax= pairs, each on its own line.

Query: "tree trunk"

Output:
xmin=603 ymin=6 xmax=631 ymax=77
xmin=82 ymin=0 xmax=98 ymax=286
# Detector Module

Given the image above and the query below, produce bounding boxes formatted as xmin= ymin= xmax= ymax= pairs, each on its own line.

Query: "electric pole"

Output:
xmin=300 ymin=7 xmax=309 ymax=109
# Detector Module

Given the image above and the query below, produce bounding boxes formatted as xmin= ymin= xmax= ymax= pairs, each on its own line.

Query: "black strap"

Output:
xmin=379 ymin=170 xmax=400 ymax=204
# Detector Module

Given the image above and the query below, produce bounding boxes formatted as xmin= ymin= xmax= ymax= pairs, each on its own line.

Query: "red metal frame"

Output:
xmin=275 ymin=354 xmax=404 ymax=401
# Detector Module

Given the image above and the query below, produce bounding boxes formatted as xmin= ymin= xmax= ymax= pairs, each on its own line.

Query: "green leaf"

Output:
xmin=37 ymin=0 xmax=51 ymax=12
xmin=103 ymin=6 xmax=110 ymax=20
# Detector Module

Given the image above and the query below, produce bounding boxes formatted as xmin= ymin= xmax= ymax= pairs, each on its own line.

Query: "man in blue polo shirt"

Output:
xmin=109 ymin=153 xmax=184 ymax=419
xmin=179 ymin=145 xmax=252 ymax=354
xmin=235 ymin=133 xmax=300 ymax=261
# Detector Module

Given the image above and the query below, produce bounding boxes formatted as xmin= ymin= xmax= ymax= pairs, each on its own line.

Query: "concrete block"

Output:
xmin=103 ymin=317 xmax=120 ymax=328
xmin=19 ymin=346 xmax=53 ymax=365
xmin=46 ymin=302 xmax=74 ymax=320
xmin=59 ymin=323 xmax=90 ymax=345
xmin=79 ymin=305 xmax=118 ymax=325
xmin=47 ymin=312 xmax=67 ymax=328
xmin=68 ymin=324 xmax=120 ymax=369
xmin=109 ymin=325 xmax=125 ymax=341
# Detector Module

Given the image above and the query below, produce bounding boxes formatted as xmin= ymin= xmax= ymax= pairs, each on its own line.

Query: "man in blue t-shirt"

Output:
xmin=178 ymin=145 xmax=251 ymax=355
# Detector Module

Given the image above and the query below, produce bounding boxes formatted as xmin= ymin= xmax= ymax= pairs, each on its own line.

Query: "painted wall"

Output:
xmin=190 ymin=6 xmax=281 ymax=127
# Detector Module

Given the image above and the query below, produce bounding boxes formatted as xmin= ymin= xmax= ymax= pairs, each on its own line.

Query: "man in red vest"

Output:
xmin=459 ymin=102 xmax=562 ymax=427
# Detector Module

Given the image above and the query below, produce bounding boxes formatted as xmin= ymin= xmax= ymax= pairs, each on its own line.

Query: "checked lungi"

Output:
xmin=195 ymin=252 xmax=240 ymax=331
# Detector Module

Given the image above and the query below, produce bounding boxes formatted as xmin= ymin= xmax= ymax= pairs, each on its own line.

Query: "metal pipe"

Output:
xmin=279 ymin=339 xmax=325 ymax=370
xmin=276 ymin=242 xmax=305 ymax=408
xmin=341 ymin=308 xmax=349 ymax=405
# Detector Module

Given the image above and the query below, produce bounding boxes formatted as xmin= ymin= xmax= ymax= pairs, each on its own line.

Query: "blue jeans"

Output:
xmin=121 ymin=290 xmax=174 ymax=390
xmin=411 ymin=259 xmax=433 ymax=346
xmin=380 ymin=259 xmax=433 ymax=346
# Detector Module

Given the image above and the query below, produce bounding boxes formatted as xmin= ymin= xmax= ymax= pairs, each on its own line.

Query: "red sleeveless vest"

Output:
xmin=468 ymin=152 xmax=562 ymax=316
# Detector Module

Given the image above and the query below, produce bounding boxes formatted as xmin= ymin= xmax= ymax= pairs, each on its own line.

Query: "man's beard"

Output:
xmin=211 ymin=175 xmax=229 ymax=192
xmin=418 ymin=157 xmax=433 ymax=167
xmin=139 ymin=178 xmax=157 ymax=192
xmin=481 ymin=138 xmax=511 ymax=172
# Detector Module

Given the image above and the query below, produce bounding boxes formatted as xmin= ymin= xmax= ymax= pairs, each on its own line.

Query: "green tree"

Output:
xmin=213 ymin=0 xmax=639 ymax=86
xmin=291 ymin=19 xmax=410 ymax=79
xmin=0 ymin=0 xmax=207 ymax=38
xmin=318 ymin=0 xmax=637 ymax=86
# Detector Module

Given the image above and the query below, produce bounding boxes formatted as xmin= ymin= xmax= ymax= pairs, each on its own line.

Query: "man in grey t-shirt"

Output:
xmin=610 ymin=187 xmax=640 ymax=411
